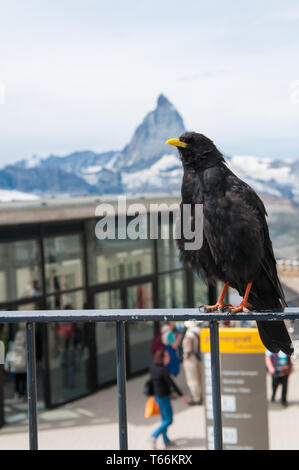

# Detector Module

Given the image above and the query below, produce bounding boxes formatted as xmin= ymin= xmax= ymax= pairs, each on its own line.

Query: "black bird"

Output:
xmin=166 ymin=132 xmax=293 ymax=355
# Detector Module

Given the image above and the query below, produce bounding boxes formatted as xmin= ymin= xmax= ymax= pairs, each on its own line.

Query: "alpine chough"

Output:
xmin=166 ymin=132 xmax=293 ymax=355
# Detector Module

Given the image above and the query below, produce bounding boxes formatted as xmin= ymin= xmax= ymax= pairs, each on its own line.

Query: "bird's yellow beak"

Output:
xmin=165 ymin=138 xmax=187 ymax=148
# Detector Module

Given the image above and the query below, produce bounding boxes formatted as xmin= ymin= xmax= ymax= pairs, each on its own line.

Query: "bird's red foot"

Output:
xmin=204 ymin=302 xmax=232 ymax=312
xmin=204 ymin=282 xmax=231 ymax=312
xmin=228 ymin=302 xmax=250 ymax=314
xmin=228 ymin=282 xmax=253 ymax=314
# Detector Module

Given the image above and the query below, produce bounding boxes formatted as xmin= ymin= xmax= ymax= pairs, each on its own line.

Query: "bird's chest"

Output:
xmin=201 ymin=167 xmax=223 ymax=192
xmin=182 ymin=168 xmax=226 ymax=217
xmin=181 ymin=168 xmax=230 ymax=246
xmin=181 ymin=171 xmax=203 ymax=204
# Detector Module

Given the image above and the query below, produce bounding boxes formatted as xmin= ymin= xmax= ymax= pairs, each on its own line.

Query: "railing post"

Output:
xmin=209 ymin=320 xmax=223 ymax=450
xmin=26 ymin=322 xmax=38 ymax=450
xmin=116 ymin=321 xmax=128 ymax=450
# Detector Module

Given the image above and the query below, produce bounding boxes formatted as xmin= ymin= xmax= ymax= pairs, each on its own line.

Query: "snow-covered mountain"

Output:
xmin=225 ymin=155 xmax=299 ymax=202
xmin=116 ymin=94 xmax=185 ymax=172
xmin=1 ymin=94 xmax=299 ymax=203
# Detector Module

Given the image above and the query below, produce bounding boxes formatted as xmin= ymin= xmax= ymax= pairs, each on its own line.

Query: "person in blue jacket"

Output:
xmin=149 ymin=348 xmax=187 ymax=449
xmin=160 ymin=322 xmax=182 ymax=377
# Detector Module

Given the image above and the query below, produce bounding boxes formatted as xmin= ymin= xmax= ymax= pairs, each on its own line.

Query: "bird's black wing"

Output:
xmin=225 ymin=172 xmax=287 ymax=307
xmin=223 ymin=171 xmax=293 ymax=355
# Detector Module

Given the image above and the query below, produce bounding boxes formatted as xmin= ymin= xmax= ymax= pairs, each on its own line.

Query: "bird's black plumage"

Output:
xmin=169 ymin=132 xmax=293 ymax=355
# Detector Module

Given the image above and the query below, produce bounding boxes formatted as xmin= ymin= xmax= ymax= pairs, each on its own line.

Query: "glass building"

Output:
xmin=0 ymin=195 xmax=212 ymax=426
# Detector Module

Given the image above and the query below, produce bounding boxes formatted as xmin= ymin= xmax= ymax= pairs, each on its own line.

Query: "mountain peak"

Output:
xmin=117 ymin=95 xmax=185 ymax=171
xmin=157 ymin=94 xmax=172 ymax=107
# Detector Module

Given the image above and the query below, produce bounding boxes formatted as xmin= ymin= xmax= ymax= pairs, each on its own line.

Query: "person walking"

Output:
xmin=265 ymin=350 xmax=294 ymax=406
xmin=4 ymin=324 xmax=27 ymax=398
xmin=182 ymin=321 xmax=203 ymax=405
xmin=160 ymin=322 xmax=182 ymax=377
xmin=149 ymin=348 xmax=187 ymax=449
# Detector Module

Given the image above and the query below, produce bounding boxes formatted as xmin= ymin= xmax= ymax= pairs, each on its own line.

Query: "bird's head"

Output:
xmin=166 ymin=132 xmax=223 ymax=169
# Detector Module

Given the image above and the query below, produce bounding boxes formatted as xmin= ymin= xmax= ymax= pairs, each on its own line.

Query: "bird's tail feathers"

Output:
xmin=256 ymin=320 xmax=294 ymax=356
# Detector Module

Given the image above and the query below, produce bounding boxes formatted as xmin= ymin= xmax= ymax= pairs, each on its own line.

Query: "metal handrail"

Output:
xmin=0 ymin=307 xmax=298 ymax=451
xmin=0 ymin=307 xmax=298 ymax=322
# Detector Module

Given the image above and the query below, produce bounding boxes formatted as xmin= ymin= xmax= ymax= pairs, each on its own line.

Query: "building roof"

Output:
xmin=0 ymin=193 xmax=181 ymax=226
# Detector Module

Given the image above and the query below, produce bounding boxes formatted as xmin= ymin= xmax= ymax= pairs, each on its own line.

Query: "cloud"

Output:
xmin=0 ymin=0 xmax=299 ymax=164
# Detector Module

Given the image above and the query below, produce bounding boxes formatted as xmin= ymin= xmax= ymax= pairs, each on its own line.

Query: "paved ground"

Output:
xmin=1 ymin=359 xmax=299 ymax=450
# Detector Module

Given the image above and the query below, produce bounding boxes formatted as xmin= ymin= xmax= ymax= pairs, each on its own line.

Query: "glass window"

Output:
xmin=94 ymin=290 xmax=121 ymax=385
xmin=44 ymin=234 xmax=84 ymax=294
xmin=86 ymin=220 xmax=154 ymax=285
xmin=2 ymin=303 xmax=44 ymax=424
xmin=159 ymin=270 xmax=188 ymax=308
xmin=127 ymin=282 xmax=154 ymax=374
xmin=157 ymin=221 xmax=181 ymax=272
xmin=45 ymin=289 xmax=84 ymax=311
xmin=46 ymin=290 xmax=91 ymax=405
xmin=0 ymin=240 xmax=41 ymax=302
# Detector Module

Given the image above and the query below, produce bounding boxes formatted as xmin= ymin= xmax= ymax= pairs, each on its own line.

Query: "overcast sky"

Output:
xmin=0 ymin=0 xmax=299 ymax=165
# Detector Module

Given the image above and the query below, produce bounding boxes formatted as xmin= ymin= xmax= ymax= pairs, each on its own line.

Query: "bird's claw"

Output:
xmin=228 ymin=304 xmax=250 ymax=314
xmin=204 ymin=303 xmax=232 ymax=313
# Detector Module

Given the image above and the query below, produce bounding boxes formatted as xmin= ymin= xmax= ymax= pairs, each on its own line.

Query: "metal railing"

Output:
xmin=0 ymin=307 xmax=299 ymax=451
